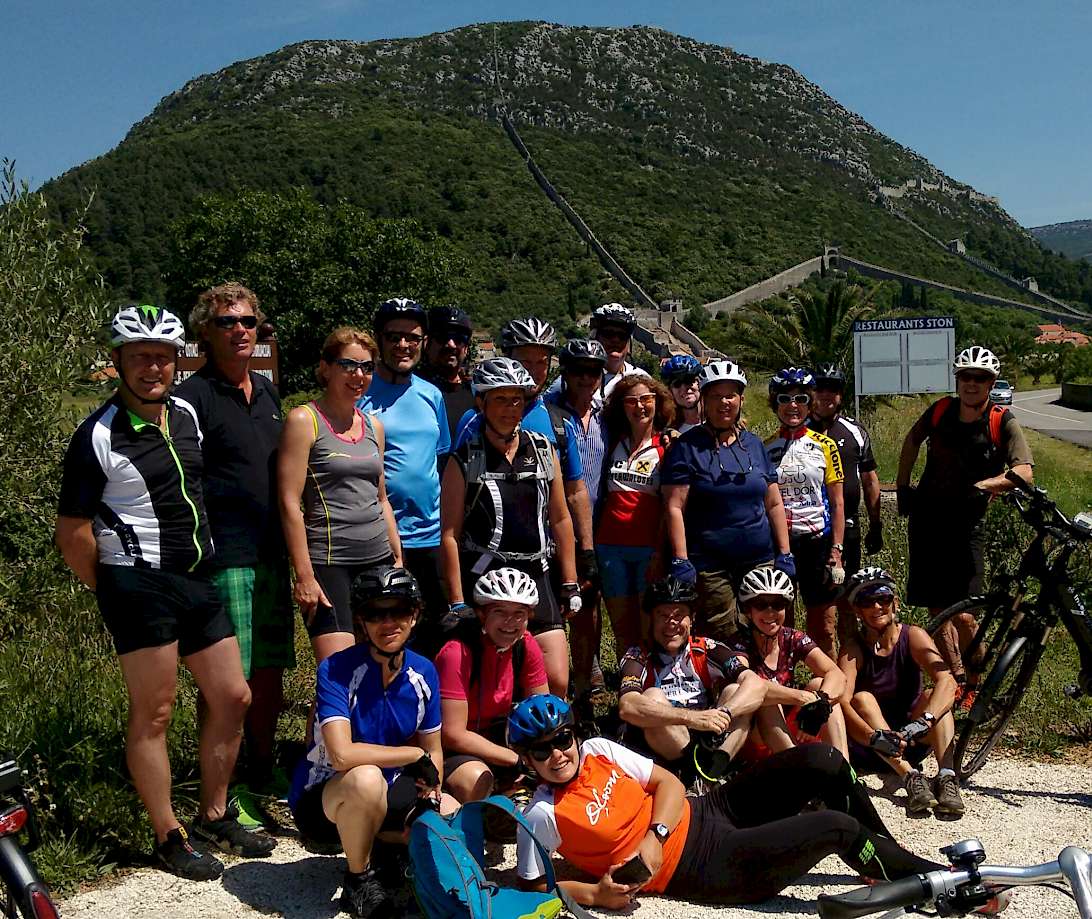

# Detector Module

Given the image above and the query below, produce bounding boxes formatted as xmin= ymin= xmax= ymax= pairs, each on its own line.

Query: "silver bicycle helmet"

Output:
xmin=845 ymin=566 xmax=898 ymax=606
xmin=700 ymin=359 xmax=748 ymax=392
xmin=471 ymin=357 xmax=537 ymax=396
xmin=500 ymin=318 xmax=557 ymax=354
xmin=590 ymin=302 xmax=636 ymax=332
xmin=473 ymin=567 xmax=540 ymax=608
xmin=559 ymin=338 xmax=608 ymax=369
xmin=953 ymin=346 xmax=1000 ymax=377
xmin=109 ymin=305 xmax=186 ymax=350
xmin=738 ymin=567 xmax=795 ymax=604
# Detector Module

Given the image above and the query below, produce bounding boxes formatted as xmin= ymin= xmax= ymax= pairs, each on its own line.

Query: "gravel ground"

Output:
xmin=61 ymin=754 xmax=1091 ymax=918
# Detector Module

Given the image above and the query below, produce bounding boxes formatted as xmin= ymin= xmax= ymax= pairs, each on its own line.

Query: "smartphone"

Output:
xmin=611 ymin=853 xmax=652 ymax=886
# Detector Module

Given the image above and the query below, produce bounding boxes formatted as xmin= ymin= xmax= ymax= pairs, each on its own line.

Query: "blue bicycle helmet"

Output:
xmin=507 ymin=694 xmax=575 ymax=750
xmin=661 ymin=354 xmax=701 ymax=382
xmin=769 ymin=366 xmax=816 ymax=395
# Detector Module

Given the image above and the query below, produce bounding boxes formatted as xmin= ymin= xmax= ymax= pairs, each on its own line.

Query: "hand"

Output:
xmin=865 ymin=523 xmax=884 ymax=555
xmin=403 ymin=750 xmax=441 ymax=788
xmin=577 ymin=549 xmax=600 ymax=591
xmin=973 ymin=477 xmax=1006 ymax=496
xmin=827 ymin=546 xmax=843 ymax=567
xmin=869 ymin=729 xmax=906 ymax=758
xmin=896 ymin=485 xmax=915 ymax=517
xmin=774 ymin=552 xmax=796 ymax=580
xmin=661 ymin=428 xmax=681 ymax=451
xmin=597 ymin=871 xmax=640 ymax=909
xmin=293 ymin=575 xmax=331 ymax=624
xmin=670 ymin=557 xmax=698 ymax=585
xmin=796 ymin=692 xmax=833 ymax=736
xmin=900 ymin=716 xmax=933 ymax=745
xmin=560 ymin=582 xmax=583 ymax=618
xmin=687 ymin=707 xmax=733 ymax=735
xmin=442 ymin=601 xmax=473 ymax=630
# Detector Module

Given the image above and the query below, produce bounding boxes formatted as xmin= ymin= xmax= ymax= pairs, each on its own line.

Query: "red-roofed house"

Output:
xmin=1036 ymin=324 xmax=1089 ymax=347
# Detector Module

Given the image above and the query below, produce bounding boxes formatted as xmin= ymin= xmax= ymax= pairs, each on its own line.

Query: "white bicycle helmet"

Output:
xmin=590 ymin=302 xmax=636 ymax=332
xmin=738 ymin=567 xmax=795 ymax=604
xmin=109 ymin=305 xmax=186 ymax=350
xmin=953 ymin=346 xmax=1000 ymax=377
xmin=500 ymin=318 xmax=557 ymax=354
xmin=700 ymin=359 xmax=748 ymax=392
xmin=845 ymin=566 xmax=898 ymax=606
xmin=471 ymin=357 xmax=536 ymax=396
xmin=473 ymin=567 xmax=539 ymax=608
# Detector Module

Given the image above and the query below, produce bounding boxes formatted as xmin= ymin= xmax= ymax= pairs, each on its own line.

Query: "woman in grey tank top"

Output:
xmin=279 ymin=328 xmax=402 ymax=662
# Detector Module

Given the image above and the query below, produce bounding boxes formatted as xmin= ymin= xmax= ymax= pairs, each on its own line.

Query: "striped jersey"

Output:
xmin=765 ymin=426 xmax=844 ymax=537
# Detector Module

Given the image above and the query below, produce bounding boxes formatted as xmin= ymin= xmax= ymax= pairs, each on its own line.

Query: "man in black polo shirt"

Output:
xmin=418 ymin=305 xmax=475 ymax=443
xmin=178 ymin=283 xmax=294 ymax=820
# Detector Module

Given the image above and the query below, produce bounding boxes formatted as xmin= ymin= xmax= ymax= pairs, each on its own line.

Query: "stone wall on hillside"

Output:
xmin=702 ymin=256 xmax=825 ymax=315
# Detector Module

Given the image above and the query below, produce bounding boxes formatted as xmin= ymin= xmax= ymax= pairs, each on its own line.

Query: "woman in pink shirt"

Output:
xmin=434 ymin=568 xmax=549 ymax=803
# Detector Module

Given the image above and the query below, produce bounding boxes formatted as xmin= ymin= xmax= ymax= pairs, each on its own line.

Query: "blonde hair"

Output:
xmin=316 ymin=326 xmax=377 ymax=386
xmin=189 ymin=282 xmax=265 ymax=335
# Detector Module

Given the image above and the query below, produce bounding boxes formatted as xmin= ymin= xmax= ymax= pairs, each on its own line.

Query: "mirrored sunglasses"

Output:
xmin=527 ymin=729 xmax=576 ymax=762
xmin=776 ymin=393 xmax=811 ymax=406
xmin=333 ymin=358 xmax=374 ymax=374
xmin=212 ymin=315 xmax=258 ymax=330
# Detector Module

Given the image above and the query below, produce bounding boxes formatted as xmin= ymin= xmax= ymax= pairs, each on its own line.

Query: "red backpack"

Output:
xmin=641 ymin=636 xmax=715 ymax=692
xmin=929 ymin=396 xmax=1006 ymax=449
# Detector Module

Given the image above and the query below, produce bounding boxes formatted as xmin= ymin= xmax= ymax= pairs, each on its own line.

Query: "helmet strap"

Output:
xmin=484 ymin=415 xmax=519 ymax=444
xmin=371 ymin=644 xmax=405 ymax=673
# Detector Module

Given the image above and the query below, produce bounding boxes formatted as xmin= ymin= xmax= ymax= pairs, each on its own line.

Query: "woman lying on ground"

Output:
xmin=512 ymin=694 xmax=941 ymax=910
xmin=728 ymin=566 xmax=850 ymax=761
xmin=434 ymin=567 xmax=549 ymax=804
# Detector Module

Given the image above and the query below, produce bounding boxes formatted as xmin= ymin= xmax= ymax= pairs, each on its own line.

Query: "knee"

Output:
xmin=643 ymin=686 xmax=669 ymax=705
xmin=851 ymin=692 xmax=876 ymax=714
xmin=209 ymin=681 xmax=252 ymax=720
xmin=340 ymin=765 xmax=387 ymax=806
xmin=130 ymin=695 xmax=175 ymax=736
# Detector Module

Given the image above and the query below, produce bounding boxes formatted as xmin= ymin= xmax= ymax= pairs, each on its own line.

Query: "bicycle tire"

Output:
xmin=927 ymin=597 xmax=1016 ymax=687
xmin=953 ymin=630 xmax=1045 ymax=782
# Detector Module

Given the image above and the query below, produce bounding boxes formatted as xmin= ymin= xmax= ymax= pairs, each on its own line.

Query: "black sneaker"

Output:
xmin=191 ymin=804 xmax=277 ymax=857
xmin=340 ymin=866 xmax=392 ymax=918
xmin=156 ymin=826 xmax=224 ymax=881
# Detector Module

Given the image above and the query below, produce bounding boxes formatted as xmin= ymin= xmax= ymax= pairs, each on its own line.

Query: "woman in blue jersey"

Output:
xmin=764 ymin=367 xmax=845 ymax=658
xmin=279 ymin=327 xmax=401 ymax=664
xmin=662 ymin=360 xmax=794 ymax=642
xmin=288 ymin=566 xmax=454 ymax=919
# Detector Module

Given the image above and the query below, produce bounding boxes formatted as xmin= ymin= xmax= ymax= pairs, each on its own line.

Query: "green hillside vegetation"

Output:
xmin=1030 ymin=220 xmax=1092 ymax=263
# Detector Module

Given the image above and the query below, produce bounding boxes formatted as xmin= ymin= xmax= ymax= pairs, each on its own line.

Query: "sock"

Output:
xmin=938 ymin=768 xmax=955 ymax=778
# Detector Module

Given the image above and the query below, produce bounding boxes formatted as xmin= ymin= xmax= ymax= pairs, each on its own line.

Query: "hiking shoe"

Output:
xmin=904 ymin=771 xmax=938 ymax=814
xmin=191 ymin=804 xmax=277 ymax=857
xmin=933 ymin=773 xmax=966 ymax=817
xmin=340 ymin=866 xmax=392 ymax=918
xmin=370 ymin=842 xmax=409 ymax=891
xmin=156 ymin=826 xmax=224 ymax=881
xmin=229 ymin=784 xmax=278 ymax=831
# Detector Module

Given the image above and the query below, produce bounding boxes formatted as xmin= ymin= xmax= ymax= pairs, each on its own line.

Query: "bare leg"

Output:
xmin=323 ymin=765 xmax=387 ymax=873
xmin=185 ymin=637 xmax=252 ymax=821
xmin=245 ymin=666 xmax=284 ymax=783
xmin=757 ymin=705 xmax=795 ymax=753
xmin=604 ymin=595 xmax=642 ymax=659
xmin=444 ymin=761 xmax=495 ymax=804
xmin=806 ymin=602 xmax=837 ymax=659
xmin=640 ymin=687 xmax=691 ymax=760
xmin=910 ymin=688 xmax=956 ymax=771
xmin=716 ymin=679 xmax=760 ymax=758
xmin=534 ymin=629 xmax=570 ymax=699
xmin=118 ymin=644 xmax=183 ymax=843
xmin=568 ymin=588 xmax=600 ymax=698
xmin=312 ymin=631 xmax=355 ymax=666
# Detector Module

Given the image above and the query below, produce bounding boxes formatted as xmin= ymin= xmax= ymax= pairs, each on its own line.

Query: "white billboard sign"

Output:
xmin=853 ymin=316 xmax=955 ymax=397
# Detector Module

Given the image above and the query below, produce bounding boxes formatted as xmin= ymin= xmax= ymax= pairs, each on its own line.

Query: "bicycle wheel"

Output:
xmin=927 ymin=597 xmax=1016 ymax=686
xmin=953 ymin=630 xmax=1045 ymax=782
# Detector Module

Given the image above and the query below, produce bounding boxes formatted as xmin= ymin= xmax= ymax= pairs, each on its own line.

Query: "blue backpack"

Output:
xmin=409 ymin=794 xmax=593 ymax=919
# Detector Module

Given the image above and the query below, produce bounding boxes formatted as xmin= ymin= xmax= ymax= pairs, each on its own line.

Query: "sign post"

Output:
xmin=175 ymin=339 xmax=280 ymax=388
xmin=852 ymin=316 xmax=955 ymax=418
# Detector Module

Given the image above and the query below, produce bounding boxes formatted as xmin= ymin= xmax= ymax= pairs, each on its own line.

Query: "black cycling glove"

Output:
xmin=900 ymin=716 xmax=933 ymax=745
xmin=869 ymin=729 xmax=904 ymax=758
xmin=577 ymin=549 xmax=600 ymax=589
xmin=896 ymin=485 xmax=915 ymax=517
xmin=796 ymin=691 xmax=833 ymax=736
xmin=865 ymin=521 xmax=884 ymax=554
xmin=404 ymin=752 xmax=441 ymax=788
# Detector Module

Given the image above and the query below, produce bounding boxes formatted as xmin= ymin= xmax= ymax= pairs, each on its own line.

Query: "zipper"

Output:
xmin=160 ymin=409 xmax=204 ymax=571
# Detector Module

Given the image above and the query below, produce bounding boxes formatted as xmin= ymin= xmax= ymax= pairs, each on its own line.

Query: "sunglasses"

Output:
xmin=333 ymin=358 xmax=374 ymax=374
xmin=212 ymin=315 xmax=258 ymax=330
xmin=623 ymin=393 xmax=656 ymax=408
xmin=714 ymin=441 xmax=753 ymax=485
xmin=356 ymin=606 xmax=416 ymax=624
xmin=436 ymin=330 xmax=471 ymax=346
xmin=958 ymin=372 xmax=994 ymax=384
xmin=855 ymin=592 xmax=895 ymax=608
xmin=567 ymin=365 xmax=603 ymax=380
xmin=485 ymin=394 xmax=526 ymax=408
xmin=776 ymin=393 xmax=811 ymax=406
xmin=748 ymin=597 xmax=789 ymax=612
xmin=526 ymin=729 xmax=576 ymax=762
xmin=596 ymin=328 xmax=630 ymax=342
xmin=383 ymin=331 xmax=425 ymax=346
xmin=670 ymin=377 xmax=700 ymax=388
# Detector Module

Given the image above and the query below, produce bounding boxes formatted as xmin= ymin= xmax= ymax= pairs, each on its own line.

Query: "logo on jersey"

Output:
xmin=586 ymin=769 xmax=621 ymax=825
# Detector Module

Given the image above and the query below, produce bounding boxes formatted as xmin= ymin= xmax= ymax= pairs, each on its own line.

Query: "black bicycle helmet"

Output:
xmin=815 ymin=363 xmax=847 ymax=388
xmin=374 ymin=297 xmax=427 ymax=334
xmin=558 ymin=338 xmax=608 ymax=369
xmin=350 ymin=565 xmax=423 ymax=612
xmin=643 ymin=575 xmax=698 ymax=612
xmin=427 ymin=305 xmax=472 ymax=337
xmin=500 ymin=318 xmax=557 ymax=354
xmin=590 ymin=303 xmax=636 ymax=333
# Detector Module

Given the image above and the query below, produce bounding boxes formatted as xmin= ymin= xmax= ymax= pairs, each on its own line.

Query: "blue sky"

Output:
xmin=4 ymin=0 xmax=1090 ymax=227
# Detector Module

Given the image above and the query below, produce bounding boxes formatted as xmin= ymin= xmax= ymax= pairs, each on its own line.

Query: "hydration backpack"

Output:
xmin=928 ymin=396 xmax=1006 ymax=449
xmin=409 ymin=795 xmax=592 ymax=919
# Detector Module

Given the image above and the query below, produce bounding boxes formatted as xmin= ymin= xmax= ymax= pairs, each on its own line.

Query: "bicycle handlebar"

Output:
xmin=817 ymin=846 xmax=1092 ymax=919
xmin=1003 ymin=471 xmax=1092 ymax=543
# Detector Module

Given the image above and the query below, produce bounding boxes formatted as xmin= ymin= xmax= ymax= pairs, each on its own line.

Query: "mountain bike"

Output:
xmin=0 ymin=753 xmax=58 ymax=919
xmin=926 ymin=472 xmax=1092 ymax=782
xmin=818 ymin=837 xmax=1092 ymax=918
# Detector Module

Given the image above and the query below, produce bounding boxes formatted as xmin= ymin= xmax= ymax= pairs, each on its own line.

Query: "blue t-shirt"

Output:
xmin=662 ymin=427 xmax=778 ymax=572
xmin=358 ymin=374 xmax=450 ymax=548
xmin=288 ymin=645 xmax=441 ymax=807
xmin=544 ymin=391 xmax=607 ymax=506
xmin=454 ymin=396 xmax=583 ymax=482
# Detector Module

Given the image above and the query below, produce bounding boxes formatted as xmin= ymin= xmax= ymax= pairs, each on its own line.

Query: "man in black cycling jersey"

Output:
xmin=418 ymin=305 xmax=475 ymax=443
xmin=55 ymin=305 xmax=275 ymax=881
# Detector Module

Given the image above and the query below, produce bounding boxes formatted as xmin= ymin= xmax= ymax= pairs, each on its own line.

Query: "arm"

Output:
xmin=438 ymin=458 xmax=467 ymax=605
xmin=826 ymin=479 xmax=844 ymax=565
xmin=417 ymin=726 xmax=445 ymax=797
xmin=803 ymin=647 xmax=847 ymax=699
xmin=907 ymin=625 xmax=957 ymax=718
xmin=564 ymin=478 xmax=595 ymax=551
xmin=896 ymin=426 xmax=924 ymax=488
xmin=837 ymin=640 xmax=878 ymax=745
xmin=371 ymin=416 xmax=403 ymax=568
xmin=629 ymin=763 xmax=686 ymax=883
xmin=548 ymin=453 xmax=577 ymax=584
xmin=440 ymin=698 xmax=521 ymax=767
xmin=320 ymin=719 xmax=427 ymax=774
xmin=662 ymin=484 xmax=689 ymax=559
xmin=764 ymin=482 xmax=790 ymax=554
xmin=55 ymin=516 xmax=98 ymax=588
xmin=861 ymin=469 xmax=882 ymax=527
xmin=277 ymin=408 xmax=328 ymax=619
xmin=975 ymin=462 xmax=1033 ymax=495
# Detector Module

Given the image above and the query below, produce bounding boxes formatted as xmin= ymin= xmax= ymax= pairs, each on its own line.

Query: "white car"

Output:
xmin=990 ymin=379 xmax=1014 ymax=405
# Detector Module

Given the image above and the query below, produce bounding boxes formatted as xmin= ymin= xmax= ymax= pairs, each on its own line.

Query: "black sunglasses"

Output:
xmin=748 ymin=597 xmax=789 ymax=612
xmin=526 ymin=728 xmax=576 ymax=761
xmin=383 ymin=330 xmax=425 ymax=346
xmin=566 ymin=364 xmax=603 ymax=379
xmin=435 ymin=330 xmax=471 ymax=346
xmin=713 ymin=440 xmax=753 ymax=485
xmin=355 ymin=606 xmax=416 ymax=624
xmin=958 ymin=372 xmax=994 ymax=384
xmin=333 ymin=358 xmax=375 ymax=374
xmin=212 ymin=315 xmax=258 ymax=330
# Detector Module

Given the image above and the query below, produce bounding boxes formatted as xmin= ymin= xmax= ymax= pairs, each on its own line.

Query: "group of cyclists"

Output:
xmin=55 ymin=286 xmax=1035 ymax=916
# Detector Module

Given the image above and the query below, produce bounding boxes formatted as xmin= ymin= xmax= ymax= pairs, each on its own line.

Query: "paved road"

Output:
xmin=1009 ymin=387 xmax=1092 ymax=448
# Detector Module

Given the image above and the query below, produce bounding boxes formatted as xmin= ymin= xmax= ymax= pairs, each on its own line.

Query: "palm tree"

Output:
xmin=721 ymin=281 xmax=877 ymax=375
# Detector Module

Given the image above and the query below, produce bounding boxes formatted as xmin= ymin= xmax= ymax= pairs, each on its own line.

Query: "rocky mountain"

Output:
xmin=1030 ymin=220 xmax=1092 ymax=262
xmin=43 ymin=21 xmax=1086 ymax=325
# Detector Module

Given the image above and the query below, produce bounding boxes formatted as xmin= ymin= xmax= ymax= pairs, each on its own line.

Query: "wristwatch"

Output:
xmin=922 ymin=711 xmax=936 ymax=724
xmin=831 ymin=542 xmax=844 ymax=552
xmin=649 ymin=822 xmax=670 ymax=845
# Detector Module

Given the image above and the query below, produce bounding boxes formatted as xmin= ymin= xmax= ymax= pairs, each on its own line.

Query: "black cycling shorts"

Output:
xmin=96 ymin=564 xmax=234 ymax=657
xmin=790 ymin=533 xmax=838 ymax=607
xmin=292 ymin=771 xmax=419 ymax=844
xmin=309 ymin=557 xmax=393 ymax=638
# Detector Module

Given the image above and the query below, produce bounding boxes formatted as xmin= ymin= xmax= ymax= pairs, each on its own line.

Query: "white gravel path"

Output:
xmin=61 ymin=754 xmax=1091 ymax=918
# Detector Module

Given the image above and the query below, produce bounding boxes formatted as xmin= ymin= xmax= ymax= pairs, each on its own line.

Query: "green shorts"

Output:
xmin=211 ymin=563 xmax=296 ymax=678
xmin=696 ymin=560 xmax=775 ymax=643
